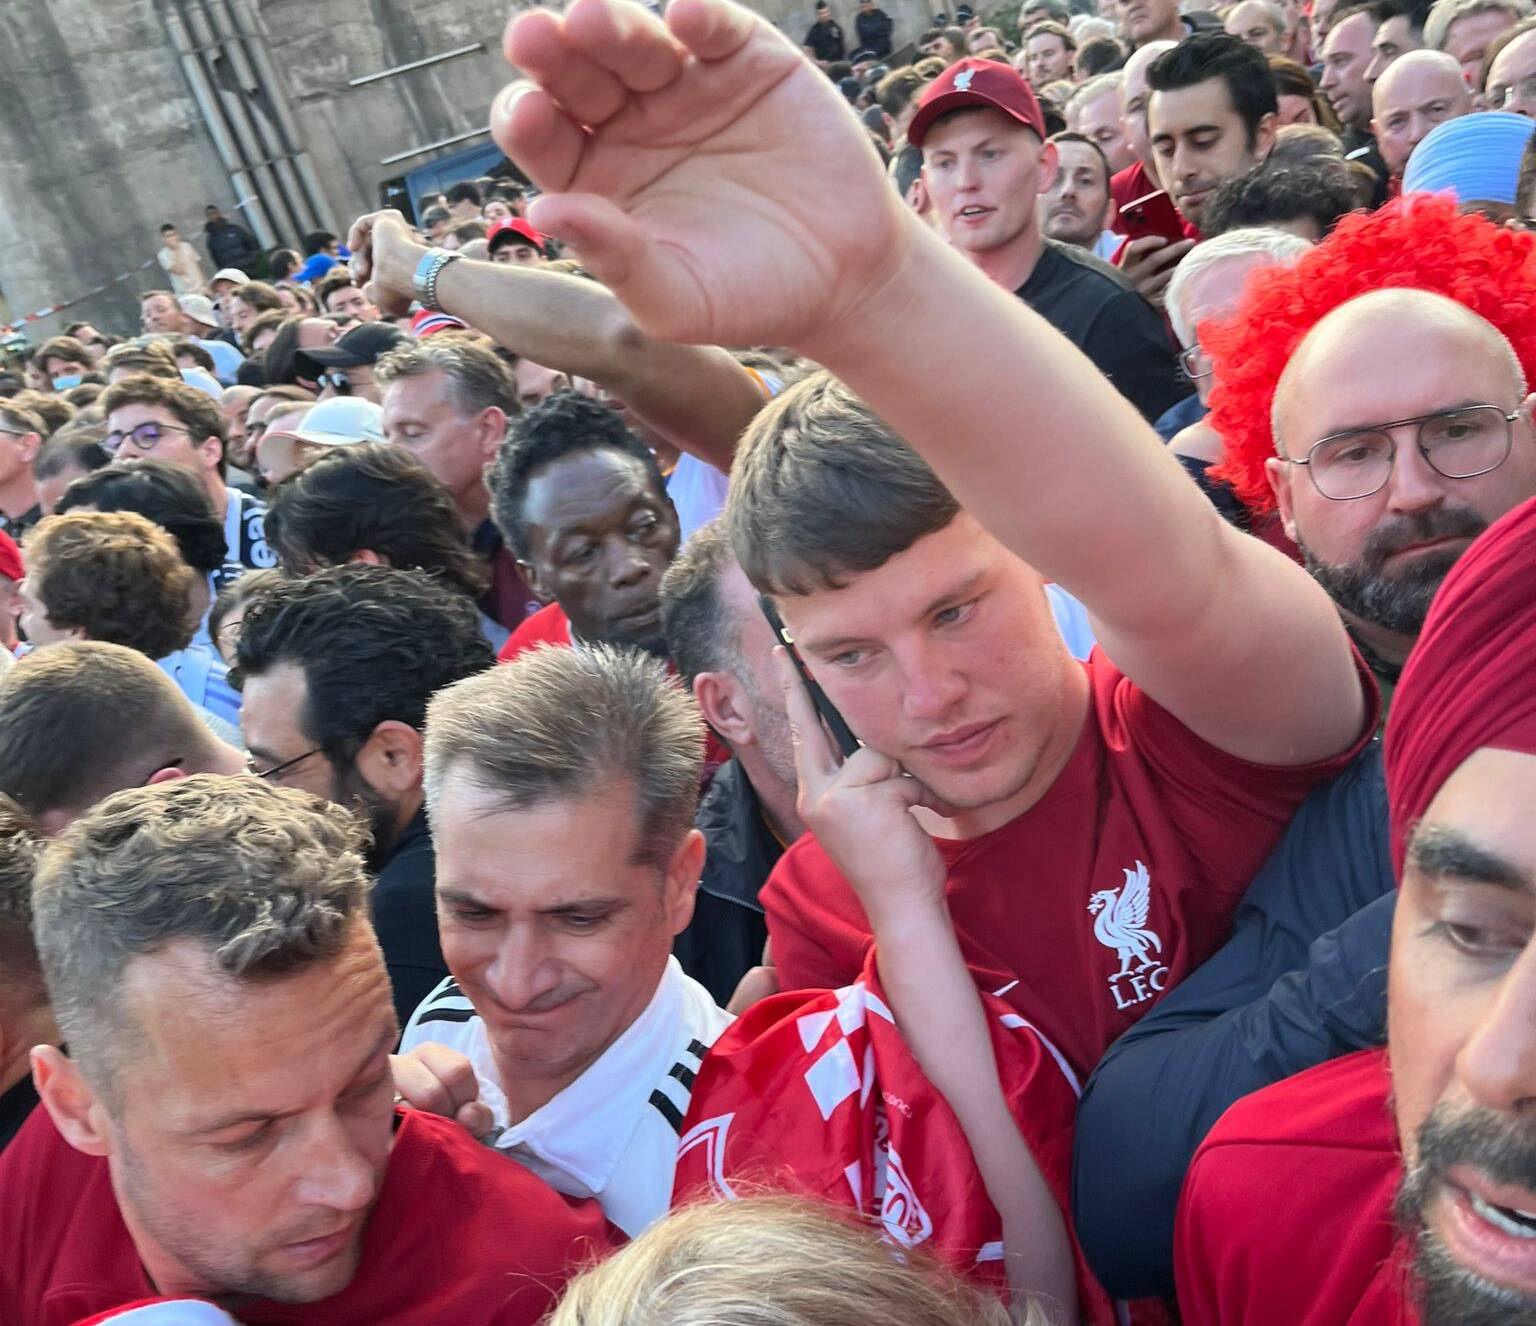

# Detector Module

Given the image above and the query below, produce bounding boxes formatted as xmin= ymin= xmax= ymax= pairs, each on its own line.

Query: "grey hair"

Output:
xmin=659 ymin=518 xmax=744 ymax=688
xmin=373 ymin=330 xmax=519 ymax=419
xmin=1425 ymin=0 xmax=1531 ymax=49
xmin=1231 ymin=0 xmax=1287 ymax=33
xmin=423 ymin=643 xmax=704 ymax=869
xmin=31 ymin=775 xmax=369 ymax=1101
xmin=1166 ymin=226 xmax=1313 ymax=349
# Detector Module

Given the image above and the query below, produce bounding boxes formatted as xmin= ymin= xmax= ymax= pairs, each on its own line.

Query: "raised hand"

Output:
xmin=774 ymin=647 xmax=949 ymax=924
xmin=491 ymin=0 xmax=916 ymax=349
xmin=346 ymin=210 xmax=428 ymax=318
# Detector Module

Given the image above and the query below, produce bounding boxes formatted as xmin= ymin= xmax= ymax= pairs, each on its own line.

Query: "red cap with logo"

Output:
xmin=488 ymin=218 xmax=548 ymax=255
xmin=906 ymin=58 xmax=1046 ymax=149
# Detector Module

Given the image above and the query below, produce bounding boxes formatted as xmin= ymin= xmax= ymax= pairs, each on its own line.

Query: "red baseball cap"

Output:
xmin=0 ymin=530 xmax=21 ymax=584
xmin=907 ymin=58 xmax=1046 ymax=149
xmin=487 ymin=218 xmax=547 ymax=255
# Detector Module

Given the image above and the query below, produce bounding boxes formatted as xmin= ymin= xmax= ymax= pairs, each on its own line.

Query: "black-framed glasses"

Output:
xmin=0 ymin=427 xmax=33 ymax=440
xmin=247 ymin=747 xmax=324 ymax=781
xmin=1285 ymin=404 xmax=1519 ymax=501
xmin=317 ymin=370 xmax=353 ymax=396
xmin=1179 ymin=344 xmax=1212 ymax=381
xmin=104 ymin=421 xmax=194 ymax=457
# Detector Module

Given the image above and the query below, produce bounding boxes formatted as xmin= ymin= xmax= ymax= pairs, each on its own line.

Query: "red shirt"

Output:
xmin=1109 ymin=162 xmax=1197 ymax=248
xmin=497 ymin=602 xmax=572 ymax=662
xmin=1175 ymin=1049 xmax=1414 ymax=1326
xmin=0 ymin=1106 xmax=613 ymax=1326
xmin=762 ymin=652 xmax=1376 ymax=1078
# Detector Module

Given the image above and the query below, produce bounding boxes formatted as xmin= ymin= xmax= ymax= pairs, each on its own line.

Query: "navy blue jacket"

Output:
xmin=1071 ymin=741 xmax=1395 ymax=1299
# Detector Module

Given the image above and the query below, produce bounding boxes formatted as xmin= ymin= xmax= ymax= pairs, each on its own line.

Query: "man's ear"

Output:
xmin=1254 ymin=110 xmax=1279 ymax=161
xmin=475 ymin=407 xmax=509 ymax=464
xmin=354 ymin=721 xmax=424 ymax=802
xmin=1266 ymin=455 xmax=1301 ymax=544
xmin=198 ymin=434 xmax=224 ymax=474
xmin=662 ymin=828 xmax=706 ymax=937
xmin=32 ymin=1046 xmax=113 ymax=1158
xmin=18 ymin=432 xmax=40 ymax=465
xmin=694 ymin=671 xmax=752 ymax=750
xmin=145 ymin=765 xmax=189 ymax=787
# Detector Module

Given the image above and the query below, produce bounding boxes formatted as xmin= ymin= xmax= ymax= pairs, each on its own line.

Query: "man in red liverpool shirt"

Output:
xmin=0 ymin=777 xmax=608 ymax=1326
xmin=486 ymin=0 xmax=1375 ymax=1078
xmin=1176 ymin=495 xmax=1536 ymax=1326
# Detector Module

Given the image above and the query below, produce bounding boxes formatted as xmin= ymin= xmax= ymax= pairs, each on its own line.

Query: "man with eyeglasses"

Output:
xmin=1075 ymin=204 xmax=1536 ymax=1300
xmin=99 ymin=374 xmax=276 ymax=593
xmin=233 ymin=565 xmax=495 ymax=1029
xmin=1484 ymin=16 xmax=1536 ymax=112
xmin=294 ymin=323 xmax=408 ymax=405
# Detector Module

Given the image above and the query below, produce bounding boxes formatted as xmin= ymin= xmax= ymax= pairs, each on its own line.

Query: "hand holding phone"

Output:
xmin=758 ymin=595 xmax=860 ymax=759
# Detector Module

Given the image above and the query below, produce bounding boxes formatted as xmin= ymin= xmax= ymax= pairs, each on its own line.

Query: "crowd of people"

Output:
xmin=1 ymin=0 xmax=1536 ymax=1321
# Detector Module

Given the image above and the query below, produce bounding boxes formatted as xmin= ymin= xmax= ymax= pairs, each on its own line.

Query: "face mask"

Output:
xmin=51 ymin=374 xmax=82 ymax=390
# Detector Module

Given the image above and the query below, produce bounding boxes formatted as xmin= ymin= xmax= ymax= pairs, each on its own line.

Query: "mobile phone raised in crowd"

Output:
xmin=758 ymin=595 xmax=861 ymax=760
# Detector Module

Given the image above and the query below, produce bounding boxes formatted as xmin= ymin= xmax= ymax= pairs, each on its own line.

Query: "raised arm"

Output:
xmin=347 ymin=210 xmax=764 ymax=472
xmin=494 ymin=0 xmax=1367 ymax=766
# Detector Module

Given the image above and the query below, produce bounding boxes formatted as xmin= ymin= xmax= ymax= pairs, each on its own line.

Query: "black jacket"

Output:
xmin=205 ymin=218 xmax=261 ymax=272
xmin=855 ymin=7 xmax=894 ymax=57
xmin=1071 ymin=742 xmax=1394 ymax=1298
xmin=673 ymin=759 xmax=786 ymax=1006
xmin=371 ymin=808 xmax=450 ymax=1033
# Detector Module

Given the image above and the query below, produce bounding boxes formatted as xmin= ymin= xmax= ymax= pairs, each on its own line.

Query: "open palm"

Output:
xmin=492 ymin=0 xmax=913 ymax=349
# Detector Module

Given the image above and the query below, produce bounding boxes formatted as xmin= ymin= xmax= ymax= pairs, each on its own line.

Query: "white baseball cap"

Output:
xmin=209 ymin=267 xmax=248 ymax=287
xmin=266 ymin=396 xmax=386 ymax=448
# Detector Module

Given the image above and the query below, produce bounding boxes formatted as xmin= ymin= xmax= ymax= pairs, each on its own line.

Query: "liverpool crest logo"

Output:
xmin=1088 ymin=861 xmax=1169 ymax=1010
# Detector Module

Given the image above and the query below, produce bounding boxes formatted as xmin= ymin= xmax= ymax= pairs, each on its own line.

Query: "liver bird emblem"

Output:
xmin=1087 ymin=861 xmax=1163 ymax=977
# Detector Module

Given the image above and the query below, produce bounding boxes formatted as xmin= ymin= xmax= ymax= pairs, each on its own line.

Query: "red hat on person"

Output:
xmin=906 ymin=58 xmax=1047 ymax=149
xmin=0 ymin=530 xmax=22 ymax=585
xmin=410 ymin=309 xmax=470 ymax=338
xmin=487 ymin=218 xmax=547 ymax=256
xmin=1384 ymin=495 xmax=1536 ymax=878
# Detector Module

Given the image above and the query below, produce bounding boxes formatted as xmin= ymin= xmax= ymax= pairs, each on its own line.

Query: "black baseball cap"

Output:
xmin=294 ymin=323 xmax=408 ymax=376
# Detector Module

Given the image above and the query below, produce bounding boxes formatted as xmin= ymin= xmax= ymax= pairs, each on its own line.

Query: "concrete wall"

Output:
xmin=0 ymin=0 xmax=940 ymax=344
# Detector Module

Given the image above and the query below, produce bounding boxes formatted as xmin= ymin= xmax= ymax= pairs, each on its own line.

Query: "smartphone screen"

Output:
xmin=758 ymin=595 xmax=861 ymax=760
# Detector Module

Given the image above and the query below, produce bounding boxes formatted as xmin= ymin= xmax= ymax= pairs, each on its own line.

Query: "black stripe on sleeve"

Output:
xmin=686 ymin=1039 xmax=708 ymax=1060
xmin=415 ymin=1007 xmax=478 ymax=1026
xmin=649 ymin=1089 xmax=685 ymax=1133
xmin=668 ymin=1062 xmax=696 ymax=1090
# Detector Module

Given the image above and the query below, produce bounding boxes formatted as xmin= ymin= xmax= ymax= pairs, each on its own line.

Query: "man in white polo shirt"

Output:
xmin=397 ymin=643 xmax=731 ymax=1236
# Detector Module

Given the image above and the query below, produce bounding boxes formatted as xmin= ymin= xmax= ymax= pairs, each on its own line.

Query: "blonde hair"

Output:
xmin=548 ymin=1197 xmax=1048 ymax=1326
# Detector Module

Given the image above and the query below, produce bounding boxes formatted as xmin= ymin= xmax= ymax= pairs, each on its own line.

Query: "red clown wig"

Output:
xmin=1204 ymin=195 xmax=1536 ymax=516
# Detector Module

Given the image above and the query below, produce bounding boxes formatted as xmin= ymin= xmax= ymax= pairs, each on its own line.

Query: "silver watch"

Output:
xmin=411 ymin=249 xmax=462 ymax=312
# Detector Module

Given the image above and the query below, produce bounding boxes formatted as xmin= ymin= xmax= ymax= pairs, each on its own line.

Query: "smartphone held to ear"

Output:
xmin=758 ymin=595 xmax=861 ymax=759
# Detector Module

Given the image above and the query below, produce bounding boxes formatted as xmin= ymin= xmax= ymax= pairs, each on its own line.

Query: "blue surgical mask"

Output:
xmin=51 ymin=374 xmax=82 ymax=390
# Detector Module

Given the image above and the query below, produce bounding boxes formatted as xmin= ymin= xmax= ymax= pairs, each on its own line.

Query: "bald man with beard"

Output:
xmin=1372 ymin=48 xmax=1474 ymax=177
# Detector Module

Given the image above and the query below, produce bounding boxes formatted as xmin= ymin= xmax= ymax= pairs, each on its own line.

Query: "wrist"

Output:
xmin=379 ymin=237 xmax=430 ymax=304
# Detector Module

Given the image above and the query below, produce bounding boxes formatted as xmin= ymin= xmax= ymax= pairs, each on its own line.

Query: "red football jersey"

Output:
xmin=0 ymin=1106 xmax=614 ymax=1326
xmin=497 ymin=601 xmax=572 ymax=663
xmin=762 ymin=652 xmax=1376 ymax=1077
xmin=1175 ymin=1049 xmax=1414 ymax=1326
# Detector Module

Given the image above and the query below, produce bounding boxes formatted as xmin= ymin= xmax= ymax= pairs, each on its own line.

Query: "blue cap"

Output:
xmin=1402 ymin=111 xmax=1536 ymax=206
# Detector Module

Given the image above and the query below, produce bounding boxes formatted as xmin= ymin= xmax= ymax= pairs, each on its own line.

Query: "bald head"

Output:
xmin=1372 ymin=49 xmax=1474 ymax=173
xmin=1122 ymin=39 xmax=1179 ymax=168
xmin=1226 ymin=0 xmax=1288 ymax=53
xmin=1273 ymin=289 xmax=1524 ymax=456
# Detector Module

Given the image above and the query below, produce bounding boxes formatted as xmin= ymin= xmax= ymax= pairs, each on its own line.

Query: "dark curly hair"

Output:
xmin=264 ymin=442 xmax=487 ymax=599
xmin=486 ymin=391 xmax=670 ymax=560
xmin=1201 ymin=162 xmax=1359 ymax=240
xmin=54 ymin=458 xmax=227 ymax=576
xmin=1207 ymin=195 xmax=1536 ymax=514
xmin=233 ymin=563 xmax=495 ymax=765
xmin=23 ymin=510 xmax=195 ymax=659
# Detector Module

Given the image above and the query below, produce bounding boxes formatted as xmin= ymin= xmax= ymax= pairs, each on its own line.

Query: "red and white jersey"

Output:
xmin=763 ymin=651 xmax=1377 ymax=1077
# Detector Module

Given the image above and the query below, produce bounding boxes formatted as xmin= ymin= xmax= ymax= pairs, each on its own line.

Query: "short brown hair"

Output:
xmin=314 ymin=269 xmax=359 ymax=310
xmin=102 ymin=339 xmax=179 ymax=381
xmin=237 ymin=280 xmax=285 ymax=313
xmin=0 ymin=400 xmax=46 ymax=439
xmin=10 ymin=390 xmax=75 ymax=438
xmin=24 ymin=510 xmax=196 ymax=659
xmin=0 ymin=794 xmax=44 ymax=1010
xmin=35 ymin=336 xmax=94 ymax=372
xmin=374 ymin=331 xmax=519 ymax=417
xmin=724 ymin=372 xmax=958 ymax=597
xmin=876 ymin=66 xmax=926 ymax=118
xmin=100 ymin=372 xmax=227 ymax=470
xmin=0 ymin=642 xmax=222 ymax=821
xmin=1024 ymin=18 xmax=1077 ymax=48
xmin=32 ymin=775 xmax=371 ymax=1100
xmin=244 ymin=308 xmax=292 ymax=355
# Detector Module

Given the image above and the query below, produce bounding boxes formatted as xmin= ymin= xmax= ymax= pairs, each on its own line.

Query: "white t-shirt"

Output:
xmin=402 ymin=956 xmax=733 ymax=1237
xmin=666 ymin=453 xmax=731 ymax=543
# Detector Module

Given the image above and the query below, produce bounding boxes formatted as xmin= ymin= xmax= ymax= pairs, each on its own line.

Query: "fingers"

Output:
xmin=773 ymin=645 xmax=841 ymax=785
xmin=506 ymin=7 xmax=629 ymax=128
xmin=526 ymin=192 xmax=651 ymax=291
xmin=491 ymin=82 xmax=589 ymax=195
xmin=666 ymin=0 xmax=760 ymax=62
xmin=345 ymin=213 xmax=375 ymax=285
xmin=456 ymin=1100 xmax=497 ymax=1141
xmin=389 ymin=1043 xmax=482 ymax=1119
xmin=564 ymin=0 xmax=688 ymax=92
xmin=726 ymin=963 xmax=781 ymax=1015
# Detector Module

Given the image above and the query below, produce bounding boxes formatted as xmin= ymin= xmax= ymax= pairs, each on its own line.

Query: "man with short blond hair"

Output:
xmin=1425 ymin=0 xmax=1530 ymax=81
xmin=0 ymin=402 xmax=44 ymax=541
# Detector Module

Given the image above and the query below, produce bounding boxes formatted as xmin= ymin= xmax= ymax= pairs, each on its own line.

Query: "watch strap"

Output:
xmin=411 ymin=249 xmax=461 ymax=312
